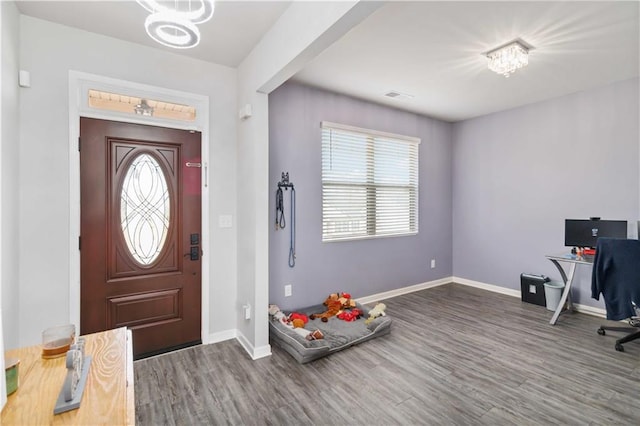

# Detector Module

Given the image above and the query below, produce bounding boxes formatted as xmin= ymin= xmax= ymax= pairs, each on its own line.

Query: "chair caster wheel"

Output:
xmin=597 ymin=328 xmax=605 ymax=336
xmin=615 ymin=343 xmax=624 ymax=352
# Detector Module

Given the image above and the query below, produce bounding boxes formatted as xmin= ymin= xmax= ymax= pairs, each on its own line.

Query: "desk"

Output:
xmin=2 ymin=327 xmax=134 ymax=425
xmin=545 ymin=253 xmax=594 ymax=325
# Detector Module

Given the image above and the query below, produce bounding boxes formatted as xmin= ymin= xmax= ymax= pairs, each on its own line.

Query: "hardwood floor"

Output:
xmin=134 ymin=283 xmax=640 ymax=425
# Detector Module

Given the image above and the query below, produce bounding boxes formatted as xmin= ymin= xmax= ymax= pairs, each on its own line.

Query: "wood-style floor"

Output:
xmin=134 ymin=283 xmax=640 ymax=425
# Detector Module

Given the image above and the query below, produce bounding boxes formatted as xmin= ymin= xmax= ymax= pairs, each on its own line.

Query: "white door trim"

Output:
xmin=68 ymin=70 xmax=211 ymax=342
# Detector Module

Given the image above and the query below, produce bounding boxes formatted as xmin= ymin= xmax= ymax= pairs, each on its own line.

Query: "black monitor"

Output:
xmin=564 ymin=219 xmax=627 ymax=248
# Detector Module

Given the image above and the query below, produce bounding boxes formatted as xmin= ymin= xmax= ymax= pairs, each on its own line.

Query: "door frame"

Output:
xmin=68 ymin=70 xmax=210 ymax=342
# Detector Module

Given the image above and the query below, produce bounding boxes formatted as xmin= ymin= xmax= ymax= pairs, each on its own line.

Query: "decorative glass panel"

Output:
xmin=88 ymin=89 xmax=196 ymax=121
xmin=120 ymin=154 xmax=171 ymax=265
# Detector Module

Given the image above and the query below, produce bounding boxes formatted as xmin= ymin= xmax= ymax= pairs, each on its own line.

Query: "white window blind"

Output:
xmin=321 ymin=121 xmax=420 ymax=242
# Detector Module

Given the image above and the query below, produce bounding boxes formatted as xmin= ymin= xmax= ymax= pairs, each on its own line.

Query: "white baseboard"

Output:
xmin=252 ymin=344 xmax=272 ymax=360
xmin=573 ymin=303 xmax=606 ymax=318
xmin=205 ymin=329 xmax=237 ymax=345
xmin=235 ymin=330 xmax=272 ymax=360
xmin=452 ymin=276 xmax=521 ymax=298
xmin=356 ymin=276 xmax=453 ymax=305
xmin=452 ymin=276 xmax=607 ymax=318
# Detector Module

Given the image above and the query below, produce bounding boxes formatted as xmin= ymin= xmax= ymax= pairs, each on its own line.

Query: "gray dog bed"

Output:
xmin=269 ymin=303 xmax=392 ymax=363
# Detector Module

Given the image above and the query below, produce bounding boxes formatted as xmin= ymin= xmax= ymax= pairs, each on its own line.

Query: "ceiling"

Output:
xmin=16 ymin=1 xmax=640 ymax=122
xmin=16 ymin=0 xmax=292 ymax=67
xmin=294 ymin=1 xmax=639 ymax=121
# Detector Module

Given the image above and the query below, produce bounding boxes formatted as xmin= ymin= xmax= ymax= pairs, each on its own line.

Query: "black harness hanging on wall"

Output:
xmin=275 ymin=172 xmax=296 ymax=267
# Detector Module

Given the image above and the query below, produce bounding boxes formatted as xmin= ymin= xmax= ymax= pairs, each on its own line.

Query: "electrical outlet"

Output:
xmin=284 ymin=284 xmax=292 ymax=297
xmin=430 ymin=259 xmax=436 ymax=269
xmin=243 ymin=304 xmax=251 ymax=320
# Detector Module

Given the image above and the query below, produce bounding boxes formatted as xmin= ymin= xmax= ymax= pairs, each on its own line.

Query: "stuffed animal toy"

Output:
xmin=291 ymin=318 xmax=305 ymax=328
xmin=268 ymin=305 xmax=324 ymax=340
xmin=289 ymin=312 xmax=308 ymax=326
xmin=310 ymin=296 xmax=342 ymax=322
xmin=268 ymin=304 xmax=282 ymax=317
xmin=364 ymin=302 xmax=387 ymax=324
xmin=310 ymin=292 xmax=356 ymax=322
xmin=337 ymin=308 xmax=363 ymax=322
xmin=337 ymin=293 xmax=356 ymax=309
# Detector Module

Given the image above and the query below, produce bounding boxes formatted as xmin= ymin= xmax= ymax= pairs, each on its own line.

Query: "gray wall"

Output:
xmin=269 ymin=82 xmax=453 ymax=310
xmin=452 ymin=78 xmax=639 ymax=308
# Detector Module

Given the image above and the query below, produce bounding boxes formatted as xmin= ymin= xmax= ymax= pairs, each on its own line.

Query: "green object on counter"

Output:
xmin=5 ymin=358 xmax=19 ymax=395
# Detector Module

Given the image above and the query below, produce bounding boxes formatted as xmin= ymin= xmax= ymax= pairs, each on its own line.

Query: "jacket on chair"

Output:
xmin=591 ymin=238 xmax=640 ymax=321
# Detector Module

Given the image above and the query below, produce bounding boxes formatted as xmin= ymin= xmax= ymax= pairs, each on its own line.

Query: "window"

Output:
xmin=88 ymin=89 xmax=196 ymax=121
xmin=321 ymin=122 xmax=419 ymax=242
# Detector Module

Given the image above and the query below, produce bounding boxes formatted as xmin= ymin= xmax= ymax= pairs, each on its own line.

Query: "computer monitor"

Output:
xmin=564 ymin=219 xmax=627 ymax=248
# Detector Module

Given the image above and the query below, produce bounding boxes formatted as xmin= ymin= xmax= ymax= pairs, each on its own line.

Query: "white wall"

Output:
xmin=18 ymin=16 xmax=238 ymax=347
xmin=1 ymin=0 xmax=20 ymax=352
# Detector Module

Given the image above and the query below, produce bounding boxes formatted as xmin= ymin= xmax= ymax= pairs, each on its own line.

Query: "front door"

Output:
xmin=80 ymin=117 xmax=202 ymax=358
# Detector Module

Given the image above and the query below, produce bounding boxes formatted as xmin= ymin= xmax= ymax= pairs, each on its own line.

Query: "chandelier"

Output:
xmin=134 ymin=99 xmax=154 ymax=116
xmin=136 ymin=0 xmax=215 ymax=49
xmin=485 ymin=39 xmax=532 ymax=78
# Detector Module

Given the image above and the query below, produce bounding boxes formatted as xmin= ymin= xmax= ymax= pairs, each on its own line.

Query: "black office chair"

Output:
xmin=596 ymin=312 xmax=640 ymax=352
xmin=591 ymin=238 xmax=640 ymax=352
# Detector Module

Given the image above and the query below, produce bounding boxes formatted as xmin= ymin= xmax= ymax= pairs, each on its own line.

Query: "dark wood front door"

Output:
xmin=80 ymin=117 xmax=201 ymax=358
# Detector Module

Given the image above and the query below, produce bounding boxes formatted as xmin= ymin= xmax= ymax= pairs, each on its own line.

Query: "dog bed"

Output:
xmin=269 ymin=302 xmax=392 ymax=363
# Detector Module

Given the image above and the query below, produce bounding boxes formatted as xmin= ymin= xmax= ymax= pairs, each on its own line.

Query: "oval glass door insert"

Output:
xmin=120 ymin=153 xmax=171 ymax=265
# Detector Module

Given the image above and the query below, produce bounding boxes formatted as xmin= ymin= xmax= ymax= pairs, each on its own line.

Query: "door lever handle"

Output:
xmin=186 ymin=246 xmax=199 ymax=261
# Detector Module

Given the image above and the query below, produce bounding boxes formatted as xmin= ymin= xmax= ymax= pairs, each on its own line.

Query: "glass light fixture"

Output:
xmin=145 ymin=12 xmax=201 ymax=49
xmin=134 ymin=99 xmax=154 ymax=116
xmin=136 ymin=0 xmax=215 ymax=49
xmin=485 ymin=39 xmax=532 ymax=78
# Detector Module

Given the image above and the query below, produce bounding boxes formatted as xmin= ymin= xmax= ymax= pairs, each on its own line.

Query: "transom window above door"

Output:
xmin=88 ymin=89 xmax=196 ymax=122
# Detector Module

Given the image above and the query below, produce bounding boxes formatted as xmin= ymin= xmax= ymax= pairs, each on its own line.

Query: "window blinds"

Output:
xmin=321 ymin=122 xmax=420 ymax=242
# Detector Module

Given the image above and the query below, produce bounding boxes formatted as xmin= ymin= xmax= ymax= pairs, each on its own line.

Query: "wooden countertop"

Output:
xmin=2 ymin=327 xmax=135 ymax=425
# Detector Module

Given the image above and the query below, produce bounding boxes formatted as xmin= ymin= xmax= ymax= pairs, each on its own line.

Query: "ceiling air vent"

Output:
xmin=384 ymin=90 xmax=414 ymax=100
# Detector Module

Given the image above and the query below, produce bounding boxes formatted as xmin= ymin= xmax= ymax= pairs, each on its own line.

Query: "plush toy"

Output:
xmin=268 ymin=304 xmax=282 ymax=316
xmin=289 ymin=312 xmax=308 ymax=326
xmin=268 ymin=305 xmax=324 ymax=340
xmin=310 ymin=292 xmax=356 ymax=322
xmin=291 ymin=318 xmax=305 ymax=328
xmin=337 ymin=293 xmax=356 ymax=309
xmin=310 ymin=297 xmax=342 ymax=323
xmin=364 ymin=302 xmax=387 ymax=324
xmin=337 ymin=308 xmax=363 ymax=322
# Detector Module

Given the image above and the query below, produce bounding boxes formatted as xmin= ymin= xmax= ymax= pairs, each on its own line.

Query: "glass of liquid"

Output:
xmin=42 ymin=324 xmax=76 ymax=359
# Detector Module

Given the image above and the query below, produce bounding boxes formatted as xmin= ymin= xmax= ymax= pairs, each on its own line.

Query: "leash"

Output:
xmin=288 ymin=186 xmax=296 ymax=268
xmin=275 ymin=186 xmax=285 ymax=229
xmin=276 ymin=172 xmax=296 ymax=268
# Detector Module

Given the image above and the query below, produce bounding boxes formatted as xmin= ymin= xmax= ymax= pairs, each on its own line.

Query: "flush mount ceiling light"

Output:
xmin=485 ymin=39 xmax=533 ymax=78
xmin=136 ymin=0 xmax=215 ymax=49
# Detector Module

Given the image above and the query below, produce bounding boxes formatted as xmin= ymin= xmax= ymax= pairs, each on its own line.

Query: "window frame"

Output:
xmin=321 ymin=121 xmax=420 ymax=242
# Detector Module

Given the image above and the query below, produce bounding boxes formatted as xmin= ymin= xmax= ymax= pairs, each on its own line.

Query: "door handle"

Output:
xmin=184 ymin=246 xmax=200 ymax=261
